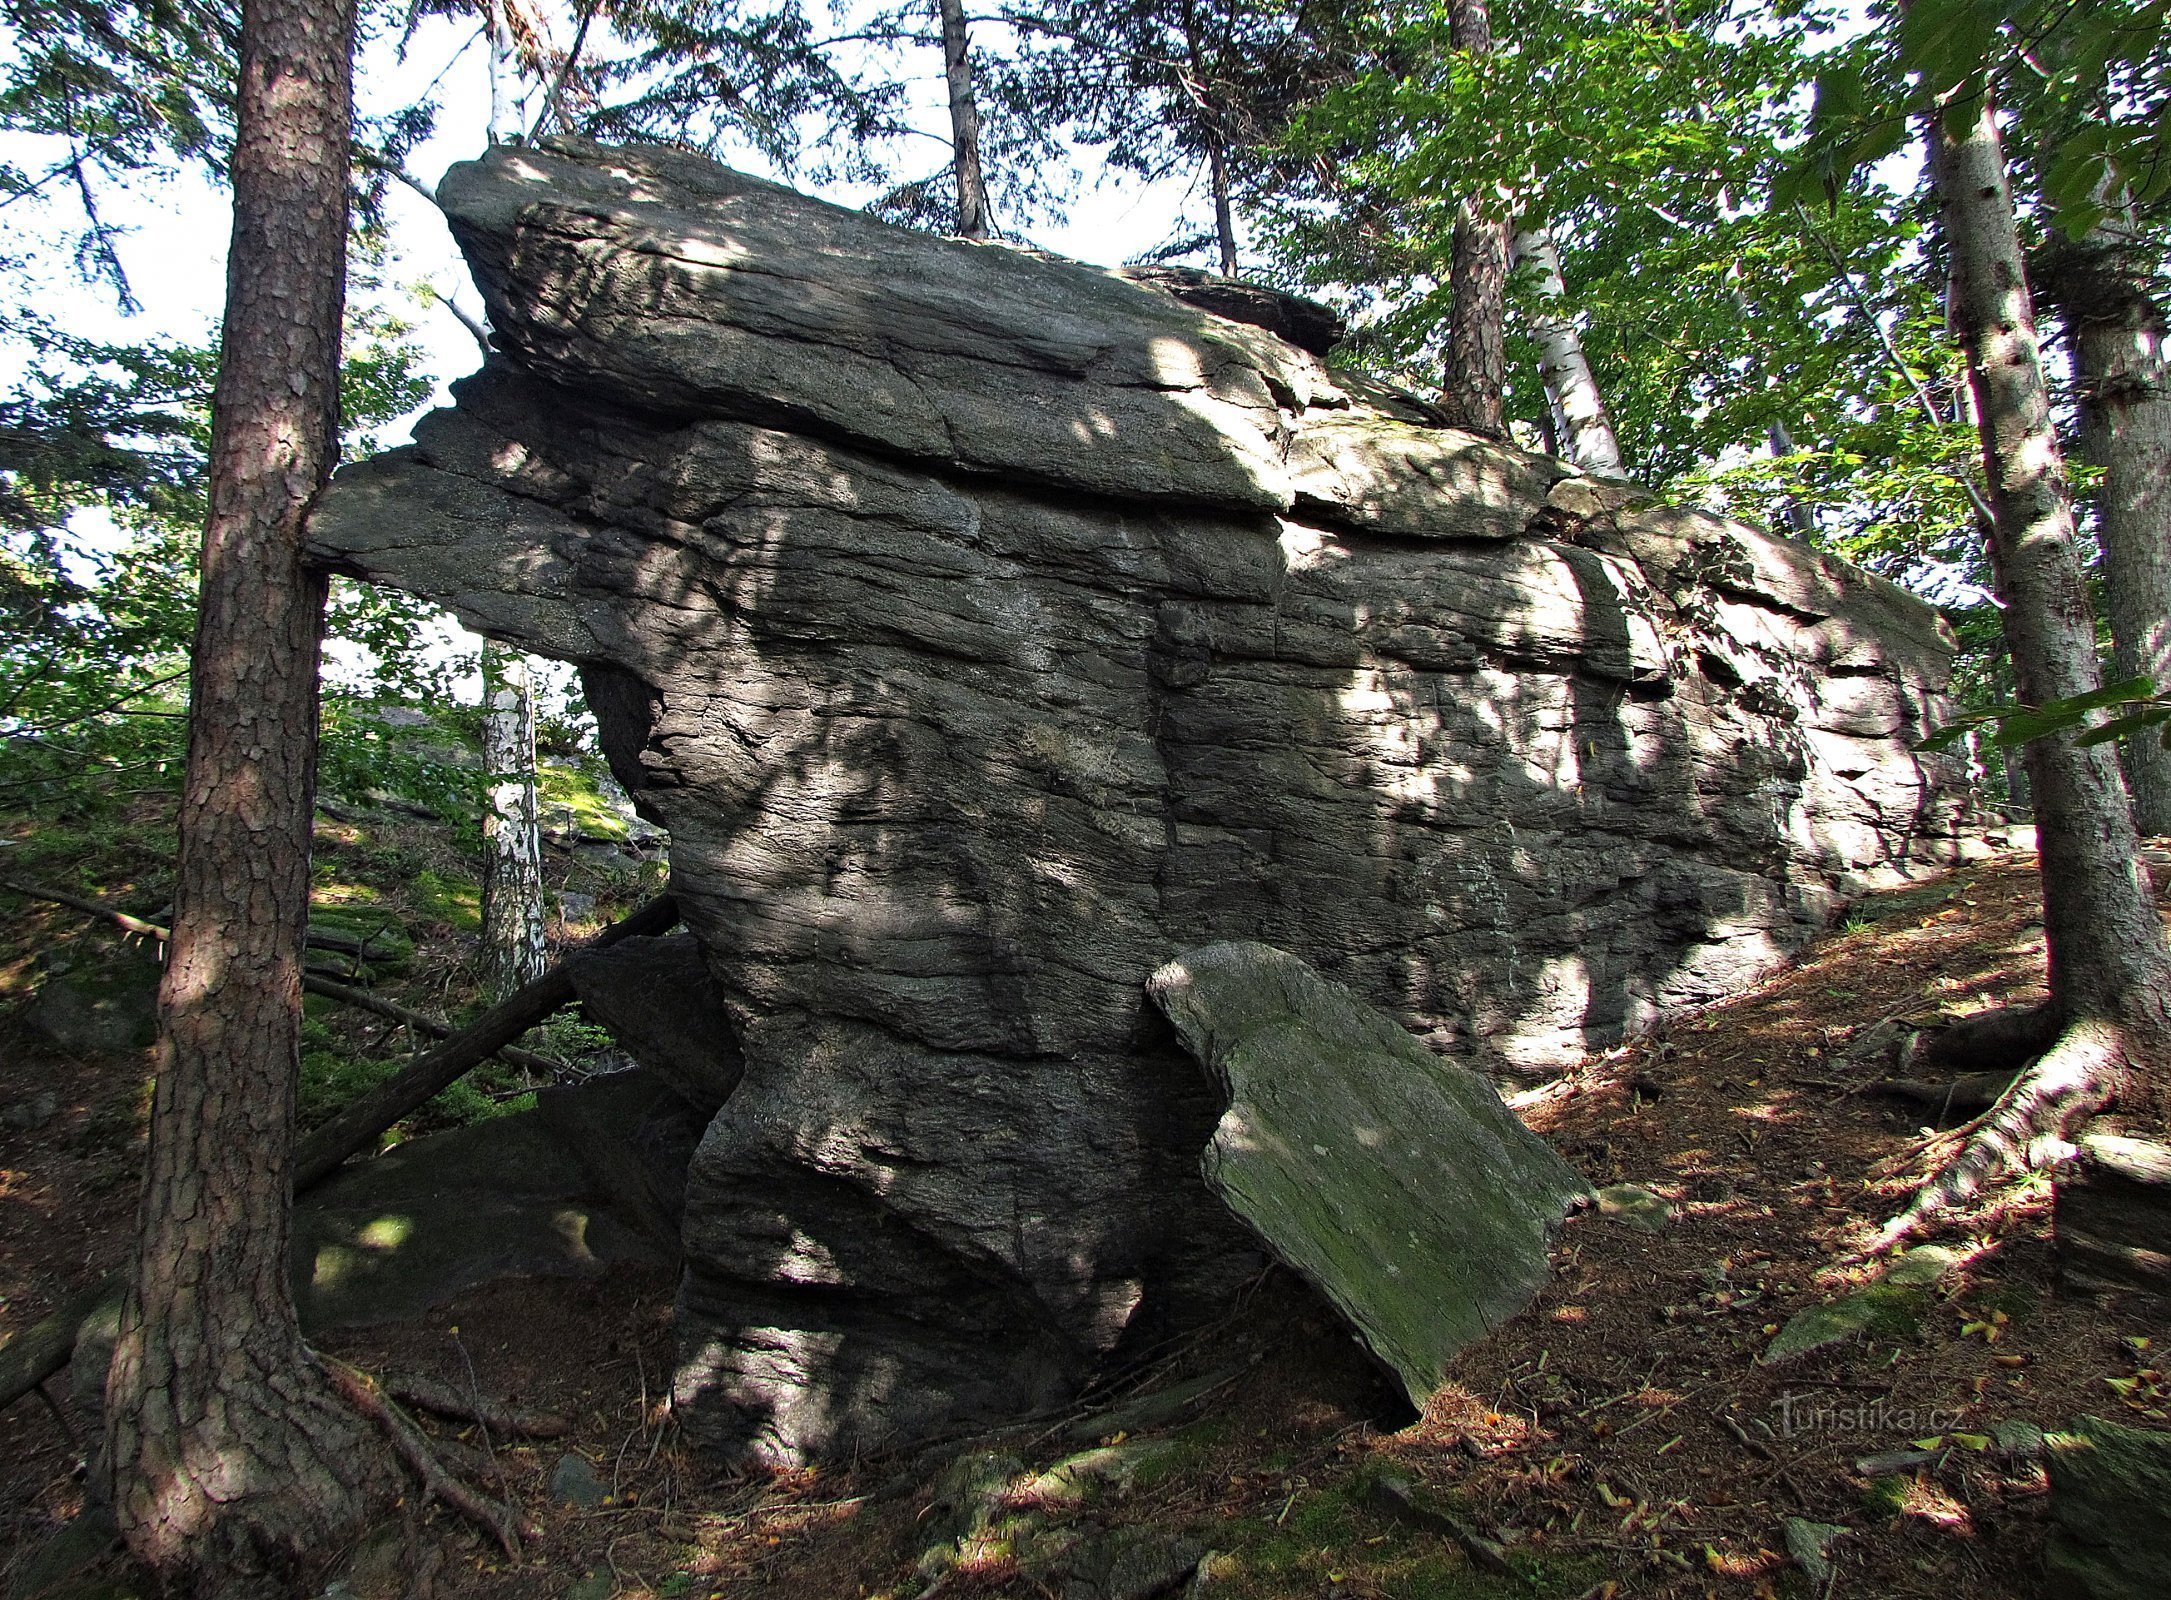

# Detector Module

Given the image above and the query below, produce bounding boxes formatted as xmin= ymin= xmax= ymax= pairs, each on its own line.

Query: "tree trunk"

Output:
xmin=938 ymin=0 xmax=989 ymax=239
xmin=102 ymin=0 xmax=399 ymax=1587
xmin=479 ymin=641 xmax=548 ymax=999
xmin=1438 ymin=0 xmax=1508 ymax=438
xmin=1207 ymin=135 xmax=1239 ymax=276
xmin=485 ymin=0 xmax=517 ymax=144
xmin=1890 ymin=79 xmax=2171 ymax=1238
xmin=2051 ymin=235 xmax=2171 ymax=836
xmin=1512 ymin=226 xmax=1627 ymax=477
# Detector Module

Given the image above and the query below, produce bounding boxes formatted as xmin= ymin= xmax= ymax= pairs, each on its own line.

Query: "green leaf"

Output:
xmin=2074 ymin=708 xmax=2171 ymax=748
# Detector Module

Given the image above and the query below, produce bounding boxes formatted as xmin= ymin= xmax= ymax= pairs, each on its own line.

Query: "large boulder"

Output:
xmin=309 ymin=137 xmax=1974 ymax=1463
xmin=1149 ymin=943 xmax=1590 ymax=1405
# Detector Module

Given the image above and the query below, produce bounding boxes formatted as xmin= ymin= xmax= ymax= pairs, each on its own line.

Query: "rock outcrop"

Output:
xmin=310 ymin=137 xmax=1972 ymax=1463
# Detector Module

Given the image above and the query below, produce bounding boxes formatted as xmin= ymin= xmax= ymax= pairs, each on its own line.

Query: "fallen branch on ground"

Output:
xmin=385 ymin=1373 xmax=571 ymax=1438
xmin=0 ymin=893 xmax=681 ymax=1415
xmin=294 ymin=893 xmax=679 ymax=1191
xmin=0 ymin=878 xmax=573 ymax=1078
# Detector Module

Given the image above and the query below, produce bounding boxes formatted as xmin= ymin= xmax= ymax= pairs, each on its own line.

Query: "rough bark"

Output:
xmin=1889 ymin=84 xmax=2171 ymax=1239
xmin=2046 ymin=231 xmax=2171 ymax=836
xmin=1439 ymin=0 xmax=1508 ymax=438
xmin=1512 ymin=226 xmax=1627 ymax=476
xmin=938 ymin=0 xmax=989 ymax=239
xmin=479 ymin=641 xmax=548 ymax=998
xmin=100 ymin=0 xmax=400 ymax=1587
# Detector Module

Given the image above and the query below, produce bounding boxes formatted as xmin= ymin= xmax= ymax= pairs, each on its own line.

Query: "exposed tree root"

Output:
xmin=1868 ymin=1070 xmax=2019 ymax=1122
xmin=1899 ymin=1002 xmax=2062 ymax=1078
xmin=1877 ymin=1015 xmax=2121 ymax=1247
xmin=383 ymin=1373 xmax=571 ymax=1438
xmin=321 ymin=1356 xmax=538 ymax=1559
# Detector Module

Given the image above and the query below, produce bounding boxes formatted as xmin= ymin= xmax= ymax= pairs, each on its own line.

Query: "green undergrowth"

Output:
xmin=5 ymin=696 xmax=659 ymax=1154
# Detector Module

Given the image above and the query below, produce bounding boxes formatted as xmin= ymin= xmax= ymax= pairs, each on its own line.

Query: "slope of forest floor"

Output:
xmin=2 ymin=808 xmax=2167 ymax=1599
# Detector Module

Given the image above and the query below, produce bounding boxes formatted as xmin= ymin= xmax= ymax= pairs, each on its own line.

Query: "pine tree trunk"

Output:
xmin=1512 ymin=226 xmax=1627 ymax=477
xmin=480 ymin=641 xmax=548 ymax=999
xmin=102 ymin=0 xmax=399 ymax=1587
xmin=1439 ymin=0 xmax=1508 ymax=438
xmin=2055 ymin=238 xmax=2171 ymax=836
xmin=938 ymin=0 xmax=989 ymax=239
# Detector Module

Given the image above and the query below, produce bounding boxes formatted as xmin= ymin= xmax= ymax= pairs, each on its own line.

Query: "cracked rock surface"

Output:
xmin=310 ymin=137 xmax=1975 ymax=1464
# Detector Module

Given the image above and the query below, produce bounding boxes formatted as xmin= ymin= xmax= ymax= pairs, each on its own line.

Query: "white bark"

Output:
xmin=1512 ymin=227 xmax=1627 ymax=478
xmin=938 ymin=0 xmax=989 ymax=239
xmin=485 ymin=0 xmax=517 ymax=144
xmin=480 ymin=642 xmax=548 ymax=999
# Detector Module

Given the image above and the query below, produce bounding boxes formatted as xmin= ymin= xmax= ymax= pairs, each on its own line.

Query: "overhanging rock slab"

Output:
xmin=1149 ymin=942 xmax=1591 ymax=1405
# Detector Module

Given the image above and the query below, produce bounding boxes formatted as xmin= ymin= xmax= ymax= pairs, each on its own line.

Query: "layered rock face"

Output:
xmin=310 ymin=138 xmax=1972 ymax=1463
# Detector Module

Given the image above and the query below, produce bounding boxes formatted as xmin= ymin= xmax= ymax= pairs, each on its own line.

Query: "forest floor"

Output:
xmin=1 ymin=802 xmax=2167 ymax=1599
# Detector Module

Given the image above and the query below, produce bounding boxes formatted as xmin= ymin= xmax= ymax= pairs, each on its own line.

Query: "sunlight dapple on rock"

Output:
xmin=309 ymin=137 xmax=1976 ymax=1464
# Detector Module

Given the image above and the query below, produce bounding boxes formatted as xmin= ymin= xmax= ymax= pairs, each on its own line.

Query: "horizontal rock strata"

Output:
xmin=310 ymin=137 xmax=1972 ymax=1463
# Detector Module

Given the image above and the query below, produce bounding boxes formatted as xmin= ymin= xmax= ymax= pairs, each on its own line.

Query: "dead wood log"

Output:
xmin=299 ymin=973 xmax=566 ymax=1079
xmin=291 ymin=893 xmax=679 ymax=1190
xmin=0 ymin=893 xmax=680 ymax=1415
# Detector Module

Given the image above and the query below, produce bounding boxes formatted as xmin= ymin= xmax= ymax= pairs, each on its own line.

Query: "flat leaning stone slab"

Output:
xmin=1148 ymin=942 xmax=1590 ymax=1407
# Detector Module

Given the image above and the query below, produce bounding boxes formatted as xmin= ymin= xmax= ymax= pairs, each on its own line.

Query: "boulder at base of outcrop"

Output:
xmin=2045 ymin=1414 xmax=2171 ymax=1600
xmin=563 ymin=932 xmax=742 ymax=1117
xmin=1148 ymin=942 xmax=1591 ymax=1407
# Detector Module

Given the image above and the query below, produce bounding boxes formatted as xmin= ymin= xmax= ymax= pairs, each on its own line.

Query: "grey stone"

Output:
xmin=1881 ymin=1243 xmax=1962 ymax=1288
xmin=549 ymin=1454 xmax=609 ymax=1509
xmin=2045 ymin=1415 xmax=2171 ymax=1600
xmin=305 ymin=137 xmax=1977 ymax=1464
xmin=289 ymin=1073 xmax=686 ymax=1330
xmin=555 ymin=890 xmax=598 ymax=921
xmin=25 ymin=946 xmax=161 ymax=1057
xmin=1060 ymin=1529 xmax=1205 ymax=1600
xmin=1760 ymin=1284 xmax=1927 ymax=1365
xmin=563 ymin=933 xmax=741 ymax=1115
xmin=1782 ymin=1518 xmax=1848 ymax=1586
xmin=1149 ymin=942 xmax=1591 ymax=1407
xmin=3 ymin=1090 xmax=59 ymax=1130
xmin=1594 ymin=1183 xmax=1672 ymax=1232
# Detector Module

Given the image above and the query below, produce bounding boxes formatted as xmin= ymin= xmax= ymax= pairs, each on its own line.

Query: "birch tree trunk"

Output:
xmin=938 ymin=0 xmax=989 ymax=239
xmin=1439 ymin=0 xmax=1508 ymax=437
xmin=102 ymin=0 xmax=400 ymax=1586
xmin=1890 ymin=80 xmax=2171 ymax=1237
xmin=1512 ymin=226 xmax=1627 ymax=476
xmin=485 ymin=0 xmax=517 ymax=143
xmin=480 ymin=641 xmax=549 ymax=999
